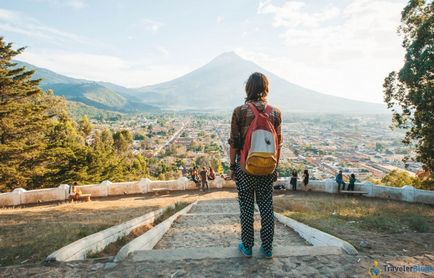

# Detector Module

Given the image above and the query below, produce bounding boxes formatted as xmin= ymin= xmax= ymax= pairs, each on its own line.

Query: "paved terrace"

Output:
xmin=106 ymin=199 xmax=353 ymax=277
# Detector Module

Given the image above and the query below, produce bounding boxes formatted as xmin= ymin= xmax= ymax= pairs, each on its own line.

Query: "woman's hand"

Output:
xmin=230 ymin=170 xmax=236 ymax=181
xmin=273 ymin=171 xmax=279 ymax=182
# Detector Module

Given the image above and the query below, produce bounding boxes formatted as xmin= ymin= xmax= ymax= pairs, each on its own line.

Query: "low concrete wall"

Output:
xmin=275 ymin=212 xmax=357 ymax=255
xmin=46 ymin=204 xmax=177 ymax=262
xmin=1 ymin=176 xmax=433 ymax=207
xmin=0 ymin=185 xmax=69 ymax=207
xmin=114 ymin=202 xmax=196 ymax=262
xmin=282 ymin=179 xmax=433 ymax=205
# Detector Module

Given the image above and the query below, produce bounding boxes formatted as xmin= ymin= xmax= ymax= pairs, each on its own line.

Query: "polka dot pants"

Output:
xmin=236 ymin=163 xmax=275 ymax=253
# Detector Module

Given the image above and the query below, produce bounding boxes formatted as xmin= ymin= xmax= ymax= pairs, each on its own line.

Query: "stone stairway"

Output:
xmin=129 ymin=199 xmax=342 ymax=262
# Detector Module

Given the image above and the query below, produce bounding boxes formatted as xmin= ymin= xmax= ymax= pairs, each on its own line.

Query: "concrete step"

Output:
xmin=153 ymin=214 xmax=310 ymax=249
xmin=185 ymin=212 xmax=259 ymax=216
xmin=131 ymin=246 xmax=342 ymax=262
xmin=189 ymin=204 xmax=240 ymax=214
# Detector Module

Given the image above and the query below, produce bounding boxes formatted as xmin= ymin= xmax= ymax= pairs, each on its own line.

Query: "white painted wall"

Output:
xmin=1 ymin=177 xmax=433 ymax=207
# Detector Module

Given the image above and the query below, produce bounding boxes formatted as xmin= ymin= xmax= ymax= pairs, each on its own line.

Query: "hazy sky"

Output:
xmin=0 ymin=0 xmax=407 ymax=103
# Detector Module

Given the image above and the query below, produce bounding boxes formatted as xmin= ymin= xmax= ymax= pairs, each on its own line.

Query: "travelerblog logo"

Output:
xmin=384 ymin=264 xmax=433 ymax=273
xmin=370 ymin=260 xmax=433 ymax=277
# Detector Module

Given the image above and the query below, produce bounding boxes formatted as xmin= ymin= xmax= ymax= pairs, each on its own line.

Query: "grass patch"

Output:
xmin=274 ymin=192 xmax=434 ymax=234
xmin=87 ymin=202 xmax=190 ymax=258
xmin=406 ymin=215 xmax=429 ymax=233
xmin=154 ymin=202 xmax=189 ymax=225
xmin=87 ymin=224 xmax=153 ymax=258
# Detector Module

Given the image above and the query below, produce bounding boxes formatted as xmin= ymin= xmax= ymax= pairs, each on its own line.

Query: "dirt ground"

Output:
xmin=0 ymin=189 xmax=237 ymax=267
xmin=0 ymin=189 xmax=433 ymax=277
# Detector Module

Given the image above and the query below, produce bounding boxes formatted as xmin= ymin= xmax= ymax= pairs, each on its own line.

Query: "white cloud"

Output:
xmin=256 ymin=0 xmax=406 ymax=103
xmin=0 ymin=8 xmax=97 ymax=46
xmin=216 ymin=16 xmax=224 ymax=24
xmin=0 ymin=9 xmax=18 ymax=20
xmin=18 ymin=50 xmax=191 ymax=87
xmin=135 ymin=19 xmax=164 ymax=33
xmin=258 ymin=1 xmax=340 ymax=28
xmin=156 ymin=46 xmax=170 ymax=58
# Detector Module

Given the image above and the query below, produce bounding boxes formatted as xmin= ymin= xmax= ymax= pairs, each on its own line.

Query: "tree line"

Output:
xmin=0 ymin=38 xmax=148 ymax=192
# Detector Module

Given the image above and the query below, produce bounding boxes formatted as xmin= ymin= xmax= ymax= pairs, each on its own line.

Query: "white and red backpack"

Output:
xmin=240 ymin=103 xmax=279 ymax=175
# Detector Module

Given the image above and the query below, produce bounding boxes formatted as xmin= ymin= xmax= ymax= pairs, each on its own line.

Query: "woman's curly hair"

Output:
xmin=245 ymin=72 xmax=269 ymax=102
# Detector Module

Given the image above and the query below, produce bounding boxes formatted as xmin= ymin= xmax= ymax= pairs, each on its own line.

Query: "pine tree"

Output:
xmin=0 ymin=38 xmax=56 ymax=190
xmin=78 ymin=115 xmax=93 ymax=138
xmin=39 ymin=107 xmax=91 ymax=187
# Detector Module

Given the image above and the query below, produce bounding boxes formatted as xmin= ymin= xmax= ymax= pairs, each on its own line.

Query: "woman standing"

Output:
xmin=290 ymin=170 xmax=298 ymax=191
xmin=348 ymin=173 xmax=356 ymax=191
xmin=302 ymin=169 xmax=309 ymax=191
xmin=228 ymin=72 xmax=282 ymax=259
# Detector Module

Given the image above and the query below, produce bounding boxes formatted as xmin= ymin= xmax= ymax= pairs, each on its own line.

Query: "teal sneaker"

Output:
xmin=239 ymin=242 xmax=252 ymax=257
xmin=259 ymin=246 xmax=273 ymax=259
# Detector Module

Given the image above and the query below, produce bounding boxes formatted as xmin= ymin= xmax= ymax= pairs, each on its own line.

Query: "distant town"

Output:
xmin=91 ymin=112 xmax=421 ymax=182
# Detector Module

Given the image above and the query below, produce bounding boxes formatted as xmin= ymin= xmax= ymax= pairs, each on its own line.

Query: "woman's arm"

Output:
xmin=228 ymin=108 xmax=240 ymax=180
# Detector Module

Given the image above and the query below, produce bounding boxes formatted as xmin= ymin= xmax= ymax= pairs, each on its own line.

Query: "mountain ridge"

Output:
xmin=14 ymin=61 xmax=158 ymax=113
xmin=133 ymin=52 xmax=387 ymax=113
xmin=16 ymin=52 xmax=387 ymax=114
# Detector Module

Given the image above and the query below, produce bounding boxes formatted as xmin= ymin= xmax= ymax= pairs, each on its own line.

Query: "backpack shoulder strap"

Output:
xmin=246 ymin=102 xmax=259 ymax=117
xmin=264 ymin=105 xmax=272 ymax=116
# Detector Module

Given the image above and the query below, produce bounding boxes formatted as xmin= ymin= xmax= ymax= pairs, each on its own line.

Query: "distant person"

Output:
xmin=70 ymin=181 xmax=78 ymax=194
xmin=290 ymin=170 xmax=298 ymax=191
xmin=348 ymin=173 xmax=356 ymax=191
xmin=302 ymin=169 xmax=309 ymax=191
xmin=191 ymin=167 xmax=200 ymax=187
xmin=208 ymin=167 xmax=216 ymax=180
xmin=71 ymin=182 xmax=82 ymax=201
xmin=199 ymin=167 xmax=209 ymax=192
xmin=336 ymin=170 xmax=345 ymax=192
xmin=229 ymin=72 xmax=282 ymax=259
xmin=181 ymin=166 xmax=188 ymax=177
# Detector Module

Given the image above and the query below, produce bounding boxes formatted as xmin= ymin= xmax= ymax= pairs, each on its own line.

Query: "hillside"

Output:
xmin=15 ymin=53 xmax=387 ymax=114
xmin=15 ymin=61 xmax=158 ymax=113
xmin=67 ymin=101 xmax=123 ymax=121
xmin=134 ymin=52 xmax=387 ymax=113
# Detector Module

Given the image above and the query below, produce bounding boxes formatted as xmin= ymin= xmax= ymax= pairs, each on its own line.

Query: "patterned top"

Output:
xmin=228 ymin=100 xmax=282 ymax=151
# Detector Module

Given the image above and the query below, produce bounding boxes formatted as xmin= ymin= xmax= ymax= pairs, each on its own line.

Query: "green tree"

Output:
xmin=87 ymin=128 xmax=114 ymax=182
xmin=113 ymin=130 xmax=132 ymax=153
xmin=381 ymin=170 xmax=420 ymax=187
xmin=210 ymin=157 xmax=223 ymax=174
xmin=383 ymin=0 xmax=434 ymax=175
xmin=78 ymin=115 xmax=93 ymax=137
xmin=0 ymin=38 xmax=71 ymax=190
xmin=40 ymin=112 xmax=90 ymax=187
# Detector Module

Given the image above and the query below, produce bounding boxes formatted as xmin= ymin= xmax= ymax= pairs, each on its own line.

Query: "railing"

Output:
xmin=1 ymin=177 xmax=433 ymax=207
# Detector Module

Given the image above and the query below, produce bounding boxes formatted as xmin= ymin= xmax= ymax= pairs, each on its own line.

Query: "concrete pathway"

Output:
xmin=106 ymin=199 xmax=356 ymax=277
xmin=125 ymin=198 xmax=345 ymax=264
xmin=153 ymin=199 xmax=309 ymax=250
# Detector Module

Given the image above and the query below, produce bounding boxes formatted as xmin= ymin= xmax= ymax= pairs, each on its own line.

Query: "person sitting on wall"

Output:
xmin=191 ymin=166 xmax=200 ymax=187
xmin=71 ymin=182 xmax=82 ymax=201
xmin=336 ymin=170 xmax=345 ymax=192
xmin=208 ymin=167 xmax=216 ymax=180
